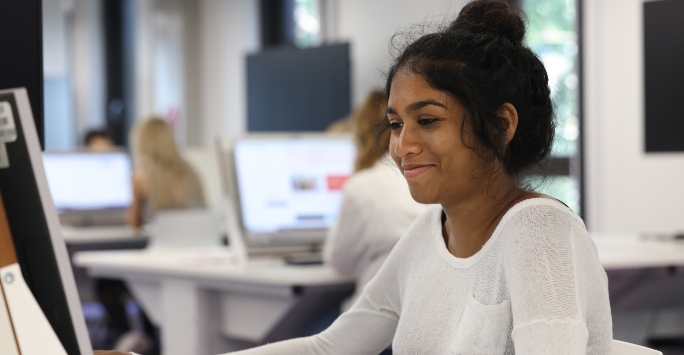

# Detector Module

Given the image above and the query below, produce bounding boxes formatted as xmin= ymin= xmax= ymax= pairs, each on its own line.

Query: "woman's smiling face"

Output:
xmin=387 ymin=68 xmax=486 ymax=206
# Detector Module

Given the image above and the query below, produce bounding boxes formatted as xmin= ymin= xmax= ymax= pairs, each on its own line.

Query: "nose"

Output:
xmin=392 ymin=124 xmax=422 ymax=158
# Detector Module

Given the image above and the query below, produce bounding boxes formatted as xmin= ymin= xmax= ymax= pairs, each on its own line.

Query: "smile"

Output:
xmin=402 ymin=164 xmax=434 ymax=179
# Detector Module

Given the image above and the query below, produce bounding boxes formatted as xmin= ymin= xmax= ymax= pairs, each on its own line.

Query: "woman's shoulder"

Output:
xmin=498 ymin=197 xmax=590 ymax=254
xmin=502 ymin=197 xmax=584 ymax=228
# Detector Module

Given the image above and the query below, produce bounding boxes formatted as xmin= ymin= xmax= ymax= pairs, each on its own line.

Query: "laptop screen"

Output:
xmin=42 ymin=151 xmax=133 ymax=211
xmin=233 ymin=138 xmax=355 ymax=234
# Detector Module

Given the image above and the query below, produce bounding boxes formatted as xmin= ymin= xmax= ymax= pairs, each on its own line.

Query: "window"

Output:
xmin=293 ymin=0 xmax=322 ymax=47
xmin=522 ymin=0 xmax=582 ymax=214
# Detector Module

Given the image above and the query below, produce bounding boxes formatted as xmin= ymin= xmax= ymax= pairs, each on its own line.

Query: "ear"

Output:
xmin=498 ymin=103 xmax=518 ymax=145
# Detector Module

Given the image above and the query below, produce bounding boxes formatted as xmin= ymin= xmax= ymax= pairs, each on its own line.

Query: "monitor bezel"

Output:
xmin=0 ymin=88 xmax=92 ymax=354
xmin=217 ymin=133 xmax=354 ymax=248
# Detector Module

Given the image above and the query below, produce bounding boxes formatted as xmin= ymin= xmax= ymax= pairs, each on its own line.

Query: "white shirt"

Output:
xmin=230 ymin=198 xmax=613 ymax=354
xmin=323 ymin=160 xmax=426 ymax=310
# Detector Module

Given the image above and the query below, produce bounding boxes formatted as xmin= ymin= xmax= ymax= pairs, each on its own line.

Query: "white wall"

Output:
xmin=132 ymin=0 xmax=198 ymax=145
xmin=584 ymin=0 xmax=684 ymax=233
xmin=335 ymin=0 xmax=467 ymax=105
xmin=43 ymin=0 xmax=91 ymax=149
xmin=130 ymin=0 xmax=259 ymax=146
xmin=71 ymin=0 xmax=106 ymax=134
xmin=42 ymin=0 xmax=68 ymax=77
xmin=132 ymin=0 xmax=155 ymax=129
xmin=198 ymin=0 xmax=259 ymax=145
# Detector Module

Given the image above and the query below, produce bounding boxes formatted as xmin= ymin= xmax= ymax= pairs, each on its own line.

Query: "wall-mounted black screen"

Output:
xmin=0 ymin=0 xmax=44 ymax=149
xmin=247 ymin=43 xmax=351 ymax=132
xmin=644 ymin=0 xmax=684 ymax=152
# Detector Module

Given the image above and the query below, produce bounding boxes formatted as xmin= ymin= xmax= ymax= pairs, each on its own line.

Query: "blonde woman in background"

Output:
xmin=323 ymin=90 xmax=426 ymax=312
xmin=127 ymin=117 xmax=206 ymax=228
xmin=98 ymin=118 xmax=207 ymax=355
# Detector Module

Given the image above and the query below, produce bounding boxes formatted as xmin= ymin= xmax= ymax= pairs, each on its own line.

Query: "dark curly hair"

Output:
xmin=382 ymin=0 xmax=555 ymax=180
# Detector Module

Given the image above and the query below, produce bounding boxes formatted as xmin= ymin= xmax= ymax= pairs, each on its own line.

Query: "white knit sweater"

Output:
xmin=230 ymin=198 xmax=612 ymax=354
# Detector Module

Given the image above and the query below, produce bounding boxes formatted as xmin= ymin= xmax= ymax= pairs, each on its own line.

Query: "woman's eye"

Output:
xmin=418 ymin=118 xmax=438 ymax=126
xmin=389 ymin=122 xmax=403 ymax=131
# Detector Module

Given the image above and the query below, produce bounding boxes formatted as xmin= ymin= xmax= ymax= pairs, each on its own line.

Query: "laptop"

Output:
xmin=42 ymin=151 xmax=133 ymax=226
xmin=216 ymin=133 xmax=356 ymax=254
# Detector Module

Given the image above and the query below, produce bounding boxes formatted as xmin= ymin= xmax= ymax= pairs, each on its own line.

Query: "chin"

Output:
xmin=407 ymin=186 xmax=439 ymax=205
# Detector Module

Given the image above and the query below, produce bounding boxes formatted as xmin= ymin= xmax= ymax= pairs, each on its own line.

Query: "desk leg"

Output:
xmin=159 ymin=279 xmax=253 ymax=355
xmin=160 ymin=279 xmax=216 ymax=355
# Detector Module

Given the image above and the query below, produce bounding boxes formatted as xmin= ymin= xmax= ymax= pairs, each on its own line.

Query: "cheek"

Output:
xmin=427 ymin=131 xmax=458 ymax=159
xmin=428 ymin=133 xmax=473 ymax=175
xmin=388 ymin=134 xmax=399 ymax=159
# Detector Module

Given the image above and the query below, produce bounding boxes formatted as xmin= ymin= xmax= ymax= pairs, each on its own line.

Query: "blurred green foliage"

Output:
xmin=524 ymin=0 xmax=579 ymax=158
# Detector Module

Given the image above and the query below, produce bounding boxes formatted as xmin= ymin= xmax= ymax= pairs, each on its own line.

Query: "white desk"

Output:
xmin=594 ymin=234 xmax=684 ymax=346
xmin=594 ymin=233 xmax=684 ymax=270
xmin=74 ymin=249 xmax=354 ymax=355
xmin=594 ymin=233 xmax=684 ymax=309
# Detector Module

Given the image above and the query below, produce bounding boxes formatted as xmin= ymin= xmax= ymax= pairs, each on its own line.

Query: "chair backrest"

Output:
xmin=147 ymin=209 xmax=223 ymax=250
xmin=612 ymin=340 xmax=662 ymax=355
xmin=182 ymin=147 xmax=223 ymax=212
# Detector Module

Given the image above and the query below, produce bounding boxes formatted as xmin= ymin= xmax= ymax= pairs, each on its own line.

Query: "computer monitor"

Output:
xmin=43 ymin=151 xmax=132 ymax=212
xmin=218 ymin=134 xmax=356 ymax=247
xmin=0 ymin=88 xmax=92 ymax=354
xmin=247 ymin=43 xmax=351 ymax=132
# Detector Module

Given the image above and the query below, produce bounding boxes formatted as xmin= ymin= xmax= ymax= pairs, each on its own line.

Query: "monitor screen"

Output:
xmin=644 ymin=0 xmax=684 ymax=152
xmin=42 ymin=152 xmax=132 ymax=211
xmin=233 ymin=138 xmax=355 ymax=234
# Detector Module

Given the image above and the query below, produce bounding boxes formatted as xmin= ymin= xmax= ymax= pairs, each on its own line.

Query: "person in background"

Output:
xmin=127 ymin=117 xmax=206 ymax=228
xmin=98 ymin=118 xmax=207 ymax=354
xmin=324 ymin=90 xmax=426 ymax=312
xmin=325 ymin=117 xmax=352 ymax=133
xmin=84 ymin=128 xmax=115 ymax=151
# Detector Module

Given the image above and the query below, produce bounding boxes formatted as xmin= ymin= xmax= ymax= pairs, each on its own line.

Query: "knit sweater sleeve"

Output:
xmin=503 ymin=205 xmax=590 ymax=354
xmin=226 ymin=234 xmax=407 ymax=355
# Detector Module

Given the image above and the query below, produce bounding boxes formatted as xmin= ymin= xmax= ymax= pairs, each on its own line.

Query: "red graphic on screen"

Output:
xmin=326 ymin=175 xmax=350 ymax=191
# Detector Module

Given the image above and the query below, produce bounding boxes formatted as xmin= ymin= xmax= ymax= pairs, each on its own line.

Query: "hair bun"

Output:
xmin=449 ymin=0 xmax=525 ymax=44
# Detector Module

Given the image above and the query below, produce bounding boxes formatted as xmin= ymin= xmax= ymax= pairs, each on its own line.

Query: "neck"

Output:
xmin=441 ymin=173 xmax=526 ymax=258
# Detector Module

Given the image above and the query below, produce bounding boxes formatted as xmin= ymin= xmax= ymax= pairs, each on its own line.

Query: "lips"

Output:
xmin=402 ymin=163 xmax=435 ymax=179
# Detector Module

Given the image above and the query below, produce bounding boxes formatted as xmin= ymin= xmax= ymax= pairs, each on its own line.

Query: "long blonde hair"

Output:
xmin=353 ymin=90 xmax=390 ymax=172
xmin=130 ymin=118 xmax=206 ymax=210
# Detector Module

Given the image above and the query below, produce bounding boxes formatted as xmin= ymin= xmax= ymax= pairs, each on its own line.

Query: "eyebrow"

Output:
xmin=386 ymin=99 xmax=447 ymax=115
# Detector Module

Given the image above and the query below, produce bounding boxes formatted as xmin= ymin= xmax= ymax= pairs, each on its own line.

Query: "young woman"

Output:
xmin=97 ymin=1 xmax=611 ymax=354
xmin=97 ymin=118 xmax=207 ymax=354
xmin=227 ymin=1 xmax=611 ymax=353
xmin=127 ymin=117 xmax=206 ymax=228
